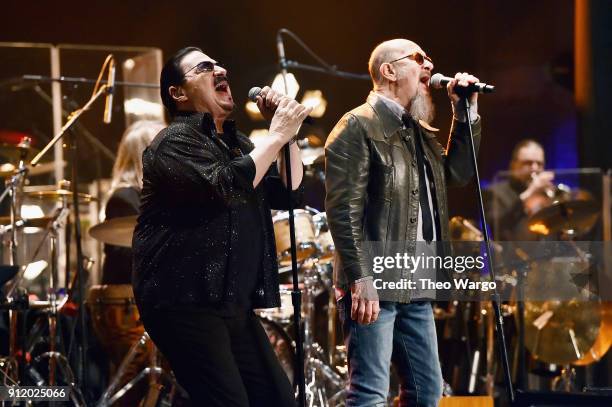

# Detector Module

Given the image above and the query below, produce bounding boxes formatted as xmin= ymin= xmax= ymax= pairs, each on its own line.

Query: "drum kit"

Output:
xmin=0 ymin=135 xmax=92 ymax=405
xmin=0 ymin=130 xmax=608 ymax=405
xmin=442 ymin=180 xmax=610 ymax=395
xmin=0 ymin=135 xmax=180 ymax=406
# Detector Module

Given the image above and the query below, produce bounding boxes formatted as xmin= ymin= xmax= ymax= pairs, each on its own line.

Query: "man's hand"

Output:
xmin=520 ymin=171 xmax=555 ymax=201
xmin=255 ymin=86 xmax=282 ymax=122
xmin=350 ymin=278 xmax=380 ymax=325
xmin=268 ymin=95 xmax=312 ymax=145
xmin=447 ymin=72 xmax=480 ymax=122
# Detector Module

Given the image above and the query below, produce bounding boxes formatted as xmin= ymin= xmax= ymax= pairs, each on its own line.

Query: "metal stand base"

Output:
xmin=96 ymin=332 xmax=179 ymax=407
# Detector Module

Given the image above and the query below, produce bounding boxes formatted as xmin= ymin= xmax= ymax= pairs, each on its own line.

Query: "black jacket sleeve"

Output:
xmin=153 ymin=131 xmax=256 ymax=208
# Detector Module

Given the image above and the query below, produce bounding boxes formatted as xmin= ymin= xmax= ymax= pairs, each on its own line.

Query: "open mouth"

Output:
xmin=420 ymin=74 xmax=431 ymax=86
xmin=215 ymin=81 xmax=229 ymax=92
xmin=214 ymin=75 xmax=230 ymax=93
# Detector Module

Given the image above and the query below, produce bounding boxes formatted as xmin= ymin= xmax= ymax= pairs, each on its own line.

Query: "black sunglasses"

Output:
xmin=183 ymin=60 xmax=221 ymax=77
xmin=388 ymin=52 xmax=433 ymax=66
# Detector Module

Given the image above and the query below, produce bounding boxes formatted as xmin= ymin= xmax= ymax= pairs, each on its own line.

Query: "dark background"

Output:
xmin=0 ymin=0 xmax=585 ymax=219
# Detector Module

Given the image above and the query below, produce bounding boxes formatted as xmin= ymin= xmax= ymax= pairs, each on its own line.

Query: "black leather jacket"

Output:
xmin=325 ymin=93 xmax=481 ymax=301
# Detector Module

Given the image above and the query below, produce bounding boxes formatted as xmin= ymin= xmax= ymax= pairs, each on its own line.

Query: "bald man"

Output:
xmin=325 ymin=39 xmax=482 ymax=406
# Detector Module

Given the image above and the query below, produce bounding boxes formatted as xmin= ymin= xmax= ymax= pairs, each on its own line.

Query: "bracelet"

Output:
xmin=288 ymin=136 xmax=298 ymax=145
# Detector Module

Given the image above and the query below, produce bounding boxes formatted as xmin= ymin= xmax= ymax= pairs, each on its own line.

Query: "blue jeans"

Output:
xmin=339 ymin=297 xmax=443 ymax=407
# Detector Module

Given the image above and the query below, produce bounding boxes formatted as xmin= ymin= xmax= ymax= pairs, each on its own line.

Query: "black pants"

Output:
xmin=141 ymin=308 xmax=295 ymax=407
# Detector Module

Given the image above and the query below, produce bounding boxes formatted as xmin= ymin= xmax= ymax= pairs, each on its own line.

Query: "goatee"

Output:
xmin=408 ymin=89 xmax=435 ymax=124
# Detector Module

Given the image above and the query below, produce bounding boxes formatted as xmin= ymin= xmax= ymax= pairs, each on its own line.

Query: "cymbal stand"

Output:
xmin=29 ymin=56 xmax=114 ymax=392
xmin=0 ymin=137 xmax=30 ymax=385
xmin=36 ymin=206 xmax=70 ymax=385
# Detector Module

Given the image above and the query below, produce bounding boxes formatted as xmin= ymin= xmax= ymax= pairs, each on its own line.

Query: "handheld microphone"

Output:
xmin=248 ymin=86 xmax=314 ymax=125
xmin=430 ymin=73 xmax=495 ymax=94
xmin=103 ymin=56 xmax=116 ymax=124
xmin=276 ymin=33 xmax=287 ymax=70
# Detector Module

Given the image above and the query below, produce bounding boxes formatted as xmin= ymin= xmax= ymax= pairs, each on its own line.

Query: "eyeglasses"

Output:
xmin=388 ymin=52 xmax=433 ymax=66
xmin=183 ymin=60 xmax=221 ymax=77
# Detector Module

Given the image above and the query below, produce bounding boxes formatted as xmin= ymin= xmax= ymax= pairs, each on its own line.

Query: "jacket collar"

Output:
xmin=367 ymin=92 xmax=404 ymax=138
xmin=173 ymin=111 xmax=237 ymax=136
xmin=366 ymin=92 xmax=439 ymax=139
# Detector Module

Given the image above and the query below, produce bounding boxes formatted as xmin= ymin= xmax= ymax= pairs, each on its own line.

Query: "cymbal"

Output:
xmin=88 ymin=215 xmax=138 ymax=248
xmin=0 ymin=132 xmax=39 ymax=163
xmin=0 ymin=161 xmax=66 ymax=178
xmin=523 ymin=258 xmax=603 ymax=365
xmin=573 ymin=302 xmax=612 ymax=366
xmin=24 ymin=188 xmax=96 ymax=203
xmin=528 ymin=198 xmax=599 ymax=236
xmin=524 ymin=300 xmax=601 ymax=365
xmin=449 ymin=216 xmax=483 ymax=241
xmin=0 ymin=216 xmax=54 ymax=229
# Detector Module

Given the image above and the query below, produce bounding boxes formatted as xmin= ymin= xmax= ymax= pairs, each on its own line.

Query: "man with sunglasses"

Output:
xmin=132 ymin=46 xmax=311 ymax=407
xmin=325 ymin=39 xmax=481 ymax=406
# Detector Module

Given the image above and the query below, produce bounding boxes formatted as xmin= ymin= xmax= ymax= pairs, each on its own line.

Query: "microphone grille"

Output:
xmin=429 ymin=73 xmax=446 ymax=89
xmin=247 ymin=87 xmax=262 ymax=101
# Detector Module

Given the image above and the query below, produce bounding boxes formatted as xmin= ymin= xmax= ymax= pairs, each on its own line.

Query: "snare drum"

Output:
xmin=255 ymin=286 xmax=293 ymax=323
xmin=273 ymin=209 xmax=317 ymax=266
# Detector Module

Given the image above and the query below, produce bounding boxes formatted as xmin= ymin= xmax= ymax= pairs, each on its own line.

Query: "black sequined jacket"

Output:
xmin=132 ymin=111 xmax=302 ymax=315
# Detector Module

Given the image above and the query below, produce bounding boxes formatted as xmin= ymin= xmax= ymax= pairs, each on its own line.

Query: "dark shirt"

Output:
xmin=484 ymin=178 xmax=528 ymax=241
xmin=102 ymin=186 xmax=140 ymax=284
xmin=132 ymin=111 xmax=302 ymax=316
xmin=219 ymin=132 xmax=263 ymax=311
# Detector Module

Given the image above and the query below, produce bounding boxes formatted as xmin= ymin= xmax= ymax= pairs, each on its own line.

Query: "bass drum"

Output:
xmin=258 ymin=316 xmax=295 ymax=385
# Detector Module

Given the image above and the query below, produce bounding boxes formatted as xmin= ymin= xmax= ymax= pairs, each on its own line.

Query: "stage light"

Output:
xmin=21 ymin=205 xmax=44 ymax=219
xmin=123 ymin=58 xmax=135 ymax=70
xmin=272 ymin=73 xmax=299 ymax=99
xmin=23 ymin=260 xmax=48 ymax=281
xmin=300 ymin=90 xmax=327 ymax=118
xmin=124 ymin=98 xmax=164 ymax=117
xmin=245 ymin=101 xmax=264 ymax=121
xmin=249 ymin=129 xmax=269 ymax=147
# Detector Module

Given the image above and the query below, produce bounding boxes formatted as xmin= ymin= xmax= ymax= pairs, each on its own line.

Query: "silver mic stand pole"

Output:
xmin=276 ymin=30 xmax=307 ymax=407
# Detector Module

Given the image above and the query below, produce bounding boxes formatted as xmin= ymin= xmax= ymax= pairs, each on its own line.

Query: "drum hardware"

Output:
xmin=96 ymin=332 xmax=180 ymax=407
xmin=87 ymin=285 xmax=181 ymax=406
xmin=300 ymin=260 xmax=346 ymax=406
xmin=0 ymin=157 xmax=86 ymax=404
xmin=267 ymin=208 xmax=347 ymax=405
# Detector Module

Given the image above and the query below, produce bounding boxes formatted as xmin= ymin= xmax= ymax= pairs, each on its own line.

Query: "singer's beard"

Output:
xmin=408 ymin=88 xmax=435 ymax=124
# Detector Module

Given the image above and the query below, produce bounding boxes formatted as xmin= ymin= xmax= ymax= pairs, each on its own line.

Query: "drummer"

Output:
xmin=484 ymin=139 xmax=554 ymax=241
xmin=101 ymin=120 xmax=165 ymax=284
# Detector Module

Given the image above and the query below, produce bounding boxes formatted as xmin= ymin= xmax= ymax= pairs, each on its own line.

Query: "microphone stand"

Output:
xmin=284 ymin=60 xmax=370 ymax=81
xmin=275 ymin=28 xmax=370 ymax=407
xmin=29 ymin=70 xmax=113 ymax=397
xmin=277 ymin=31 xmax=306 ymax=407
xmin=460 ymin=92 xmax=515 ymax=403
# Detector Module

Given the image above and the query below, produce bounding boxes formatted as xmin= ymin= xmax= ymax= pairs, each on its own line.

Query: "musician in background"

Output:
xmin=101 ymin=120 xmax=164 ymax=284
xmin=484 ymin=139 xmax=554 ymax=240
